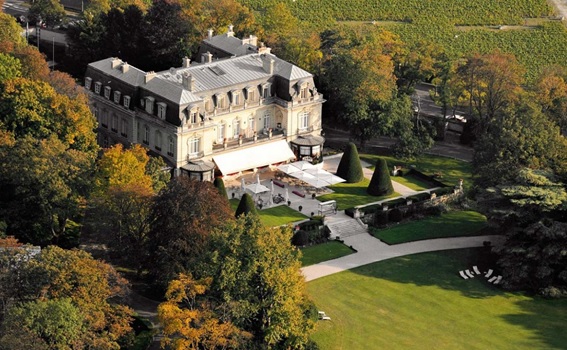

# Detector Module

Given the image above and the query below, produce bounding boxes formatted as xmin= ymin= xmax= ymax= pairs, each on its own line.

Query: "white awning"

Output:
xmin=213 ymin=140 xmax=296 ymax=175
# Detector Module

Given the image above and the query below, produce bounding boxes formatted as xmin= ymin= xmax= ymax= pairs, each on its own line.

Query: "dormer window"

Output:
xmin=85 ymin=77 xmax=92 ymax=90
xmin=113 ymin=91 xmax=121 ymax=104
xmin=94 ymin=82 xmax=102 ymax=94
xmin=215 ymin=94 xmax=227 ymax=109
xmin=123 ymin=95 xmax=131 ymax=108
xmin=104 ymin=86 xmax=111 ymax=99
xmin=261 ymin=83 xmax=271 ymax=99
xmin=145 ymin=97 xmax=155 ymax=114
xmin=157 ymin=102 xmax=167 ymax=120
xmin=204 ymin=98 xmax=213 ymax=113
xmin=231 ymin=90 xmax=242 ymax=105
xmin=246 ymin=86 xmax=257 ymax=102
xmin=299 ymin=82 xmax=309 ymax=99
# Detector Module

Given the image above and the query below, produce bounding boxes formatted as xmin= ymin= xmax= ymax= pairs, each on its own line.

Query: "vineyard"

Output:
xmin=240 ymin=0 xmax=567 ymax=81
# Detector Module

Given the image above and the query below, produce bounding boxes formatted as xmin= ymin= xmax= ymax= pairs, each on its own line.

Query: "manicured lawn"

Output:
xmin=229 ymin=199 xmax=307 ymax=227
xmin=361 ymin=153 xmax=474 ymax=190
xmin=317 ymin=178 xmax=400 ymax=210
xmin=391 ymin=174 xmax=433 ymax=191
xmin=307 ymin=249 xmax=567 ymax=350
xmin=300 ymin=241 xmax=355 ymax=267
xmin=370 ymin=210 xmax=487 ymax=244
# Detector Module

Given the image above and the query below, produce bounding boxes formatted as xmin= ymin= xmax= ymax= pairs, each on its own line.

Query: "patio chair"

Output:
xmin=459 ymin=271 xmax=469 ymax=279
xmin=321 ymin=316 xmax=331 ymax=321
xmin=485 ymin=269 xmax=493 ymax=278
xmin=493 ymin=276 xmax=502 ymax=285
xmin=465 ymin=270 xmax=475 ymax=278
xmin=488 ymin=276 xmax=498 ymax=283
xmin=473 ymin=266 xmax=481 ymax=275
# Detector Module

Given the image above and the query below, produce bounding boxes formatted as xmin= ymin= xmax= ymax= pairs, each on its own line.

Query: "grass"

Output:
xmin=390 ymin=174 xmax=433 ymax=191
xmin=300 ymin=241 xmax=355 ymax=267
xmin=317 ymin=178 xmax=400 ymax=210
xmin=307 ymin=248 xmax=567 ymax=350
xmin=370 ymin=210 xmax=487 ymax=244
xmin=361 ymin=152 xmax=474 ymax=190
xmin=229 ymin=199 xmax=307 ymax=227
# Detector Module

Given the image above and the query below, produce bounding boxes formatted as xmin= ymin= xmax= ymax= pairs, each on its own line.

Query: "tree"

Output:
xmin=204 ymin=215 xmax=316 ymax=348
xmin=394 ymin=40 xmax=445 ymax=95
xmin=213 ymin=177 xmax=228 ymax=200
xmin=0 ymin=53 xmax=21 ymax=82
xmin=1 ymin=299 xmax=85 ymax=349
xmin=11 ymin=46 xmax=50 ymax=81
xmin=27 ymin=0 xmax=66 ymax=28
xmin=533 ymin=65 xmax=567 ymax=133
xmin=158 ymin=274 xmax=251 ymax=349
xmin=336 ymin=142 xmax=364 ymax=183
xmin=235 ymin=192 xmax=257 ymax=217
xmin=146 ymin=177 xmax=233 ymax=287
xmin=0 ymin=13 xmax=26 ymax=52
xmin=367 ymin=158 xmax=394 ymax=196
xmin=95 ymin=144 xmax=154 ymax=194
xmin=3 ymin=246 xmax=133 ymax=348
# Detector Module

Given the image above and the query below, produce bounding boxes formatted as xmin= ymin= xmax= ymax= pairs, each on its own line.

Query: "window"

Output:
xmin=248 ymin=117 xmax=255 ymax=133
xmin=299 ymin=111 xmax=309 ymax=130
xmin=101 ymin=110 xmax=108 ymax=128
xmin=247 ymin=88 xmax=256 ymax=102
xmin=217 ymin=123 xmax=225 ymax=142
xmin=204 ymin=98 xmax=213 ymax=112
xmin=232 ymin=91 xmax=241 ymax=105
xmin=262 ymin=84 xmax=271 ymax=98
xmin=300 ymin=146 xmax=311 ymax=155
xmin=113 ymin=91 xmax=121 ymax=104
xmin=300 ymin=86 xmax=308 ymax=99
xmin=216 ymin=94 xmax=227 ymax=109
xmin=189 ymin=138 xmax=200 ymax=155
xmin=85 ymin=77 xmax=92 ymax=90
xmin=145 ymin=97 xmax=154 ymax=114
xmin=111 ymin=114 xmax=118 ymax=132
xmin=157 ymin=102 xmax=167 ymax=120
xmin=104 ymin=86 xmax=111 ymax=99
xmin=263 ymin=113 xmax=271 ymax=130
xmin=93 ymin=107 xmax=99 ymax=121
xmin=155 ymin=131 xmax=162 ymax=151
xmin=94 ymin=82 xmax=102 ymax=94
xmin=233 ymin=119 xmax=240 ymax=138
xmin=168 ymin=137 xmax=174 ymax=156
xmin=120 ymin=119 xmax=128 ymax=137
xmin=143 ymin=125 xmax=149 ymax=145
xmin=123 ymin=96 xmax=130 ymax=109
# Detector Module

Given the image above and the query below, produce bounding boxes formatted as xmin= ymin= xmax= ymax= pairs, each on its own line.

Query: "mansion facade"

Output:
xmin=84 ymin=26 xmax=325 ymax=180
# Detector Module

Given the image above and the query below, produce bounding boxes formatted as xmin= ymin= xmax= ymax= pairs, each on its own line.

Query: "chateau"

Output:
xmin=84 ymin=26 xmax=325 ymax=180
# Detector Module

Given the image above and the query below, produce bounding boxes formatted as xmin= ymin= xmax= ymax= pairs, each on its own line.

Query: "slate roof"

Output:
xmin=88 ymin=58 xmax=146 ymax=86
xmin=202 ymin=34 xmax=258 ymax=56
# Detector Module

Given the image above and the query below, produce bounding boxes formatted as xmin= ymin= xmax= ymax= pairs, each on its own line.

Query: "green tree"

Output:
xmin=0 ymin=53 xmax=21 ymax=83
xmin=213 ymin=177 xmax=228 ymax=200
xmin=335 ymin=142 xmax=364 ymax=183
xmin=0 ymin=13 xmax=26 ymax=52
xmin=533 ymin=65 xmax=567 ymax=134
xmin=205 ymin=215 xmax=316 ymax=348
xmin=1 ymin=299 xmax=85 ymax=349
xmin=147 ymin=177 xmax=233 ymax=287
xmin=367 ymin=158 xmax=394 ymax=196
xmin=235 ymin=192 xmax=257 ymax=217
xmin=28 ymin=0 xmax=66 ymax=28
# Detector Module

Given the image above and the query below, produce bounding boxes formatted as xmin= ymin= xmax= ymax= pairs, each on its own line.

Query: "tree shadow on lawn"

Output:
xmin=350 ymin=247 xmax=501 ymax=299
xmin=501 ymin=298 xmax=567 ymax=350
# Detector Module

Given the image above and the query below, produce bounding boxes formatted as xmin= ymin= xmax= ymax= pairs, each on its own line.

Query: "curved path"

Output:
xmin=301 ymin=234 xmax=504 ymax=281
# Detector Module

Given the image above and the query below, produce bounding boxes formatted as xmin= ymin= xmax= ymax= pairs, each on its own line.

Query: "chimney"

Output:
xmin=182 ymin=56 xmax=191 ymax=68
xmin=182 ymin=72 xmax=195 ymax=91
xmin=145 ymin=71 xmax=156 ymax=84
xmin=262 ymin=55 xmax=275 ymax=74
xmin=121 ymin=62 xmax=129 ymax=73
xmin=111 ymin=57 xmax=122 ymax=69
xmin=201 ymin=52 xmax=213 ymax=63
xmin=248 ymin=35 xmax=257 ymax=47
xmin=207 ymin=28 xmax=213 ymax=40
xmin=227 ymin=24 xmax=234 ymax=37
xmin=258 ymin=42 xmax=271 ymax=55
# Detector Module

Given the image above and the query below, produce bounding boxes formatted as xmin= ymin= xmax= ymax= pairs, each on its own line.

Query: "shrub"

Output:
xmin=425 ymin=203 xmax=448 ymax=216
xmin=374 ymin=210 xmax=389 ymax=226
xmin=291 ymin=230 xmax=309 ymax=246
xmin=406 ymin=192 xmax=430 ymax=203
xmin=431 ymin=187 xmax=454 ymax=197
xmin=361 ymin=204 xmax=383 ymax=215
xmin=367 ymin=157 xmax=394 ymax=196
xmin=235 ymin=193 xmax=257 ymax=217
xmin=345 ymin=207 xmax=356 ymax=218
xmin=388 ymin=208 xmax=403 ymax=222
xmin=336 ymin=142 xmax=364 ymax=183
xmin=213 ymin=177 xmax=228 ymax=199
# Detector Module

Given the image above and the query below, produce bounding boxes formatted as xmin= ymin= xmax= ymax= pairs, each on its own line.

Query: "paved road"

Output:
xmin=302 ymin=234 xmax=504 ymax=281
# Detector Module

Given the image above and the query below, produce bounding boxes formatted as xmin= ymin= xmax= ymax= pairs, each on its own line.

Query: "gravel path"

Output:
xmin=549 ymin=0 xmax=567 ymax=19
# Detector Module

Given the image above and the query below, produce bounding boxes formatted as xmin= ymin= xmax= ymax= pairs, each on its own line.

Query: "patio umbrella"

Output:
xmin=241 ymin=178 xmax=245 ymax=192
xmin=270 ymin=180 xmax=274 ymax=193
xmin=304 ymin=177 xmax=332 ymax=188
xmin=284 ymin=188 xmax=289 ymax=202
xmin=327 ymin=175 xmax=346 ymax=185
xmin=291 ymin=160 xmax=316 ymax=171
xmin=256 ymin=173 xmax=261 ymax=185
xmin=268 ymin=190 xmax=273 ymax=207
xmin=305 ymin=168 xmax=335 ymax=180
xmin=245 ymin=183 xmax=269 ymax=194
xmin=293 ymin=171 xmax=316 ymax=183
xmin=277 ymin=163 xmax=301 ymax=174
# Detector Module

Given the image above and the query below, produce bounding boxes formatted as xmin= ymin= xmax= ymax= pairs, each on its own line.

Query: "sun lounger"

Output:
xmin=318 ymin=311 xmax=326 ymax=317
xmin=473 ymin=266 xmax=481 ymax=275
xmin=459 ymin=271 xmax=469 ymax=279
xmin=494 ymin=276 xmax=502 ymax=285
xmin=321 ymin=316 xmax=331 ymax=321
xmin=465 ymin=270 xmax=475 ymax=278
xmin=488 ymin=276 xmax=497 ymax=283
xmin=485 ymin=269 xmax=493 ymax=278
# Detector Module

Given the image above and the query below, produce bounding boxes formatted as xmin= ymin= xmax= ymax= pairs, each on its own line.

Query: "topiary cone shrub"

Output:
xmin=235 ymin=193 xmax=257 ymax=217
xmin=367 ymin=157 xmax=394 ymax=196
xmin=213 ymin=177 xmax=228 ymax=199
xmin=336 ymin=142 xmax=364 ymax=183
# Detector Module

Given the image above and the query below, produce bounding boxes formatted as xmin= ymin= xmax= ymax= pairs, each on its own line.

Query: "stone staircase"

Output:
xmin=326 ymin=218 xmax=368 ymax=239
